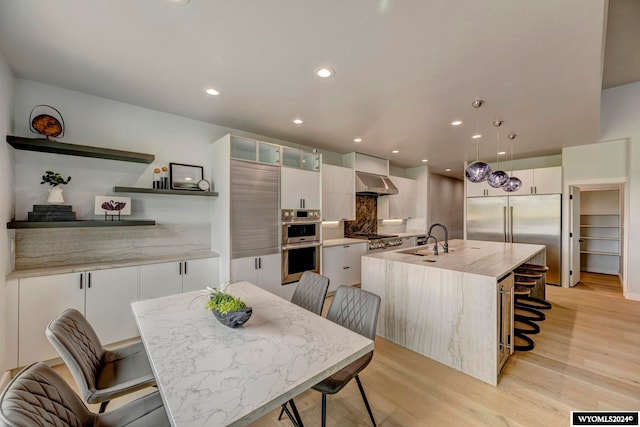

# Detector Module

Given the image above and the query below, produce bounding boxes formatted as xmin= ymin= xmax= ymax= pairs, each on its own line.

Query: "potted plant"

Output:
xmin=41 ymin=170 xmax=71 ymax=204
xmin=204 ymin=282 xmax=252 ymax=328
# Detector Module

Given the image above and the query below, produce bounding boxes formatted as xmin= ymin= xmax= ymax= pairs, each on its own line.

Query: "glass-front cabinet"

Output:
xmin=282 ymin=147 xmax=320 ymax=171
xmin=230 ymin=136 xmax=280 ymax=166
xmin=302 ymin=151 xmax=320 ymax=171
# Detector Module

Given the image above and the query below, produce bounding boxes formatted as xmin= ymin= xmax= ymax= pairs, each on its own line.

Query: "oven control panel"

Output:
xmin=281 ymin=209 xmax=321 ymax=222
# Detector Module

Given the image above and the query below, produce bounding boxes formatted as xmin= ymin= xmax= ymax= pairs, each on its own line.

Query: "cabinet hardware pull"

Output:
xmin=343 ymin=266 xmax=350 ymax=269
xmin=80 ymin=273 xmax=83 ymax=290
xmin=184 ymin=261 xmax=188 ymax=275
xmin=179 ymin=262 xmax=182 ymax=275
xmin=255 ymin=258 xmax=258 ymax=270
xmin=258 ymin=257 xmax=262 ymax=269
xmin=343 ymin=245 xmax=350 ymax=248
xmin=88 ymin=272 xmax=91 ymax=288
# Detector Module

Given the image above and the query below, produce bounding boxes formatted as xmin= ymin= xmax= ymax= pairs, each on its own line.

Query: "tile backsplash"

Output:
xmin=344 ymin=195 xmax=377 ymax=236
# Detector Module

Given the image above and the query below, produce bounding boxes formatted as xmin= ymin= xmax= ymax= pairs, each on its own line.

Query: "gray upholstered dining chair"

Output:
xmin=279 ymin=271 xmax=331 ymax=425
xmin=0 ymin=362 xmax=170 ymax=427
xmin=291 ymin=270 xmax=330 ymax=315
xmin=46 ymin=308 xmax=156 ymax=413
xmin=313 ymin=285 xmax=381 ymax=427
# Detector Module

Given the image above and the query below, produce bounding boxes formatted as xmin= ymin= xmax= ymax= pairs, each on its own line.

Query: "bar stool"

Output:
xmin=513 ymin=285 xmax=536 ymax=351
xmin=514 ymin=265 xmax=552 ymax=311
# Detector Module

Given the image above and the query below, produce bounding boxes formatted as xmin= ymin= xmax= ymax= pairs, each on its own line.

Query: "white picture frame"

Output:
xmin=94 ymin=196 xmax=132 ymax=216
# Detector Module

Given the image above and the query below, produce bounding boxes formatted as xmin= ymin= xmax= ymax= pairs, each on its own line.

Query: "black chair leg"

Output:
xmin=321 ymin=393 xmax=327 ymax=427
xmin=289 ymin=399 xmax=304 ymax=427
xmin=278 ymin=405 xmax=285 ymax=420
xmin=280 ymin=402 xmax=301 ymax=427
xmin=355 ymin=375 xmax=377 ymax=427
xmin=98 ymin=400 xmax=110 ymax=413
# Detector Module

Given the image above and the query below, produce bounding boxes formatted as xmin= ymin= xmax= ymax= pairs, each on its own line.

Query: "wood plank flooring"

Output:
xmin=53 ymin=272 xmax=640 ymax=426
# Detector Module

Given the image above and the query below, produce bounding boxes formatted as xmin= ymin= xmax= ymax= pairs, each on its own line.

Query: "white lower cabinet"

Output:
xmin=140 ymin=257 xmax=219 ymax=299
xmin=231 ymin=253 xmax=288 ymax=298
xmin=18 ymin=266 xmax=138 ymax=366
xmin=322 ymin=243 xmax=367 ymax=293
xmin=14 ymin=256 xmax=219 ymax=368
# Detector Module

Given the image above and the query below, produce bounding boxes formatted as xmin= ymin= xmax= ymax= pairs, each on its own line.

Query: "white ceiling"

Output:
xmin=0 ymin=0 xmax=607 ymax=178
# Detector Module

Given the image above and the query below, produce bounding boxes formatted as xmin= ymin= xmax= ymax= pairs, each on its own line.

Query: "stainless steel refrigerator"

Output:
xmin=466 ymin=195 xmax=561 ymax=284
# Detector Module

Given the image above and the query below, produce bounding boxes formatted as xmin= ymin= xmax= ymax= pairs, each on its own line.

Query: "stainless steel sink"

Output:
xmin=398 ymin=248 xmax=453 ymax=256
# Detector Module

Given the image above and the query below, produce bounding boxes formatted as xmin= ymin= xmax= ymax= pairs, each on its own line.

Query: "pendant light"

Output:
xmin=503 ymin=133 xmax=522 ymax=192
xmin=487 ymin=120 xmax=509 ymax=188
xmin=464 ymin=100 xmax=492 ymax=183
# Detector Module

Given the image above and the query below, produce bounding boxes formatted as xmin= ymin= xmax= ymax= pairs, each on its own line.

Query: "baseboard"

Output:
xmin=0 ymin=370 xmax=11 ymax=391
xmin=624 ymin=292 xmax=640 ymax=301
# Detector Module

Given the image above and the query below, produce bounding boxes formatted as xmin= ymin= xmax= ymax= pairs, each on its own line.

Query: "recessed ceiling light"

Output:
xmin=498 ymin=151 xmax=506 ymax=155
xmin=391 ymin=150 xmax=399 ymax=154
xmin=472 ymin=134 xmax=482 ymax=139
xmin=422 ymin=159 xmax=428 ymax=162
xmin=450 ymin=120 xmax=463 ymax=126
xmin=292 ymin=118 xmax=304 ymax=125
xmin=205 ymin=88 xmax=221 ymax=96
xmin=445 ymin=168 xmax=452 ymax=172
xmin=169 ymin=0 xmax=190 ymax=4
xmin=354 ymin=138 xmax=363 ymax=143
xmin=315 ymin=67 xmax=335 ymax=78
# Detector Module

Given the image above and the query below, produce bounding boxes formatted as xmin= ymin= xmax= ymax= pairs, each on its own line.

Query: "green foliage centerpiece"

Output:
xmin=204 ymin=282 xmax=252 ymax=328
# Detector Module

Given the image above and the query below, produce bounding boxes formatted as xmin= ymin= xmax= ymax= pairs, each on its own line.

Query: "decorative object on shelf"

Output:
xmin=29 ymin=105 xmax=65 ymax=141
xmin=153 ymin=168 xmax=161 ymax=189
xmin=27 ymin=205 xmax=76 ymax=222
xmin=94 ymin=196 xmax=131 ymax=221
xmin=197 ymin=179 xmax=211 ymax=191
xmin=170 ymin=163 xmax=204 ymax=190
xmin=503 ymin=133 xmax=522 ymax=192
xmin=487 ymin=120 xmax=509 ymax=188
xmin=41 ymin=170 xmax=71 ymax=204
xmin=203 ymin=282 xmax=252 ymax=328
xmin=465 ymin=100 xmax=492 ymax=183
xmin=161 ymin=166 xmax=169 ymax=189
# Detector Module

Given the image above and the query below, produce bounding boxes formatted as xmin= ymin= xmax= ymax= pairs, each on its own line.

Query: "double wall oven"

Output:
xmin=281 ymin=209 xmax=321 ymax=283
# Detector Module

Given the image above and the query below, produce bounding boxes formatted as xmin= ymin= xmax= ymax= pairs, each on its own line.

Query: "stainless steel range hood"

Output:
xmin=355 ymin=171 xmax=399 ymax=196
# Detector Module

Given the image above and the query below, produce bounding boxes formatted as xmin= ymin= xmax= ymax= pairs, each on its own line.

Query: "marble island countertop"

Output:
xmin=7 ymin=250 xmax=219 ymax=279
xmin=365 ymin=239 xmax=544 ymax=278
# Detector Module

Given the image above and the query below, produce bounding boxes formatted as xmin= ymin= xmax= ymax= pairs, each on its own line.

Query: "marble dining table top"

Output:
xmin=131 ymin=281 xmax=374 ymax=427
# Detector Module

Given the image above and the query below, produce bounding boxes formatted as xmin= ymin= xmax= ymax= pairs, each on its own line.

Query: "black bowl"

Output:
xmin=212 ymin=307 xmax=253 ymax=328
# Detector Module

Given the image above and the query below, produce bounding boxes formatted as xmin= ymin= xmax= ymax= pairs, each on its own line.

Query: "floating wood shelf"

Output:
xmin=7 ymin=220 xmax=156 ymax=229
xmin=113 ymin=187 xmax=218 ymax=197
xmin=7 ymin=136 xmax=155 ymax=164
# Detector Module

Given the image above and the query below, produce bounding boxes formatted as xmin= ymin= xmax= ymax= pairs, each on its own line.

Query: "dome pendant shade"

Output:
xmin=465 ymin=161 xmax=492 ymax=183
xmin=487 ymin=170 xmax=509 ymax=188
xmin=503 ymin=176 xmax=522 ymax=192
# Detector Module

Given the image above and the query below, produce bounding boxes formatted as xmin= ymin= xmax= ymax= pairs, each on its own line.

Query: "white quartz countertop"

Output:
xmin=132 ymin=282 xmax=373 ymax=427
xmin=364 ymin=239 xmax=544 ymax=278
xmin=323 ymin=238 xmax=368 ymax=247
xmin=7 ymin=250 xmax=219 ymax=279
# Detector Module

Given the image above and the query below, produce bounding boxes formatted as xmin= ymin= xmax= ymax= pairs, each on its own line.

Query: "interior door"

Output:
xmin=570 ymin=186 xmax=581 ymax=286
xmin=466 ymin=196 xmax=509 ymax=242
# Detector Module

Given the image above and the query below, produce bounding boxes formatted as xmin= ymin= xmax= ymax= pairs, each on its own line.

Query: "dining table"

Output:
xmin=131 ymin=281 xmax=374 ymax=426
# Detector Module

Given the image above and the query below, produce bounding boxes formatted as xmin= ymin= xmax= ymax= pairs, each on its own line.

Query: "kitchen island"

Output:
xmin=361 ymin=239 xmax=545 ymax=386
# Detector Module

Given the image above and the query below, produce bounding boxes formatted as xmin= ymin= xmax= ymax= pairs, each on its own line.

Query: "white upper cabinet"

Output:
xmin=281 ymin=167 xmax=321 ymax=210
xmin=465 ymin=166 xmax=562 ymax=197
xmin=388 ymin=176 xmax=417 ymax=219
xmin=322 ymin=164 xmax=355 ymax=221
xmin=343 ymin=152 xmax=389 ymax=175
xmin=532 ymin=167 xmax=562 ymax=194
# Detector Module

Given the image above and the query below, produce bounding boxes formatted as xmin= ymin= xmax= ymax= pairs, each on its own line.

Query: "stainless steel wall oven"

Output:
xmin=281 ymin=209 xmax=321 ymax=283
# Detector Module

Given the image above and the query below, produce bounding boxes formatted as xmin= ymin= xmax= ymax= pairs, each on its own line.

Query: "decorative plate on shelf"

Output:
xmin=29 ymin=105 xmax=65 ymax=140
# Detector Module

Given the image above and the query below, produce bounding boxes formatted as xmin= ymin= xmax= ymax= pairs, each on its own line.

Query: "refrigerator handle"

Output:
xmin=503 ymin=206 xmax=507 ymax=242
xmin=510 ymin=206 xmax=514 ymax=243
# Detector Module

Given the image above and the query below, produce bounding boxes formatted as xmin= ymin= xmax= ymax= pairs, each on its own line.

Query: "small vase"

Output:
xmin=47 ymin=186 xmax=64 ymax=204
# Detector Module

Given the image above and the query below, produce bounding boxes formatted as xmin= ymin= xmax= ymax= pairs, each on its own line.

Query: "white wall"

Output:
xmin=599 ymin=81 xmax=640 ymax=299
xmin=0 ymin=52 xmax=15 ymax=373
xmin=429 ymin=173 xmax=463 ymax=239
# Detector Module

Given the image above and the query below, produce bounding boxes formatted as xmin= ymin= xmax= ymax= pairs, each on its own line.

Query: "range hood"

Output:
xmin=355 ymin=171 xmax=399 ymax=196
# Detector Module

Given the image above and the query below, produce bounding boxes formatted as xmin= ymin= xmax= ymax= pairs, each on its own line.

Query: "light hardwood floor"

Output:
xmin=53 ymin=272 xmax=640 ymax=426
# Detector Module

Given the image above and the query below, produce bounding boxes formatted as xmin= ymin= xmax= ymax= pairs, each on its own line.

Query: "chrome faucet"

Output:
xmin=428 ymin=223 xmax=449 ymax=254
xmin=425 ymin=235 xmax=439 ymax=256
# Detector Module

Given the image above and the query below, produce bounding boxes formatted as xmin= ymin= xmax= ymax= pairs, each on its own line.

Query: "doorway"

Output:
xmin=568 ymin=183 xmax=626 ymax=292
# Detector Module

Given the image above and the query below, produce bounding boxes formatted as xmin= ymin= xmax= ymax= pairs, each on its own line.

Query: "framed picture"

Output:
xmin=170 ymin=163 xmax=204 ymax=190
xmin=94 ymin=196 xmax=131 ymax=216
